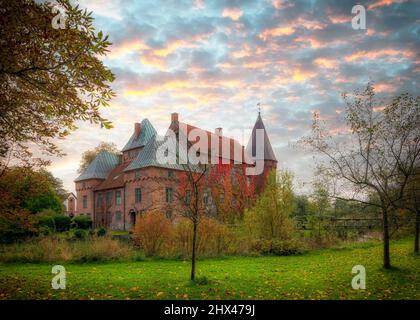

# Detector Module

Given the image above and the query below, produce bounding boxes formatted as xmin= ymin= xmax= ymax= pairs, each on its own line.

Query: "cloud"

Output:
xmin=41 ymin=0 xmax=419 ymax=194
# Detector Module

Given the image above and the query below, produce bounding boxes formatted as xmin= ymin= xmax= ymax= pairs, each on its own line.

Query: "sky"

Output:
xmin=45 ymin=0 xmax=419 ymax=194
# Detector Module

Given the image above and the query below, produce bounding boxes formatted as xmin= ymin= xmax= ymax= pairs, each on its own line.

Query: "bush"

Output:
xmin=171 ymin=217 xmax=235 ymax=257
xmin=54 ymin=215 xmax=72 ymax=232
xmin=73 ymin=229 xmax=86 ymax=239
xmin=132 ymin=211 xmax=172 ymax=256
xmin=250 ymin=239 xmax=303 ymax=256
xmin=0 ymin=209 xmax=35 ymax=243
xmin=35 ymin=211 xmax=71 ymax=233
xmin=97 ymin=227 xmax=106 ymax=237
xmin=72 ymin=215 xmax=92 ymax=229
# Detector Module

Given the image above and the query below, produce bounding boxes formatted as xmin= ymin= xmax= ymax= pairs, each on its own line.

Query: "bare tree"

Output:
xmin=175 ymin=163 xmax=209 ymax=281
xmin=301 ymin=84 xmax=420 ymax=269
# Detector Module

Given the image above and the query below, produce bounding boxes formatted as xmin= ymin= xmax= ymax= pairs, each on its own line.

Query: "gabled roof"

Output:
xmin=168 ymin=121 xmax=245 ymax=163
xmin=61 ymin=192 xmax=76 ymax=200
xmin=122 ymin=118 xmax=157 ymax=152
xmin=246 ymin=113 xmax=277 ymax=161
xmin=74 ymin=151 xmax=120 ymax=182
xmin=94 ymin=162 xmax=130 ymax=191
xmin=124 ymin=134 xmax=200 ymax=172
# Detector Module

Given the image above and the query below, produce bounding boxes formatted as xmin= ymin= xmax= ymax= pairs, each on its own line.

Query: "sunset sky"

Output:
xmin=46 ymin=0 xmax=419 ymax=193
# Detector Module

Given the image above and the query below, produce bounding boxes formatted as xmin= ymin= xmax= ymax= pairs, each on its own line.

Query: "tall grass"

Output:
xmin=0 ymin=236 xmax=135 ymax=263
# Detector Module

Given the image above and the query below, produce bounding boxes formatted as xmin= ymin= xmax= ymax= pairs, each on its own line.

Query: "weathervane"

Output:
xmin=257 ymin=102 xmax=261 ymax=114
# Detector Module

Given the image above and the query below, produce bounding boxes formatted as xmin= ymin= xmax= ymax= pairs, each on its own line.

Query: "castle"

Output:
xmin=74 ymin=112 xmax=277 ymax=230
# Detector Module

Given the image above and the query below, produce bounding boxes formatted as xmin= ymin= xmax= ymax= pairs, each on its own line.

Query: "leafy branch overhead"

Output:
xmin=0 ymin=0 xmax=115 ymax=164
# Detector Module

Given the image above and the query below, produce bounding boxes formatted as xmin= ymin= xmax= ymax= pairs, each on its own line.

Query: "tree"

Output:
xmin=308 ymin=178 xmax=332 ymax=238
xmin=0 ymin=0 xmax=115 ymax=173
xmin=38 ymin=169 xmax=67 ymax=198
xmin=394 ymin=167 xmax=420 ymax=253
xmin=78 ymin=142 xmax=119 ymax=173
xmin=301 ymin=84 xmax=419 ymax=269
xmin=0 ymin=167 xmax=65 ymax=242
xmin=0 ymin=167 xmax=64 ymax=214
xmin=176 ymin=163 xmax=209 ymax=281
xmin=244 ymin=170 xmax=295 ymax=242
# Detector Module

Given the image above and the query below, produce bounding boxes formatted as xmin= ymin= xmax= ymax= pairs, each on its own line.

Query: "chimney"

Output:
xmin=134 ymin=122 xmax=141 ymax=138
xmin=171 ymin=112 xmax=179 ymax=122
xmin=215 ymin=127 xmax=223 ymax=136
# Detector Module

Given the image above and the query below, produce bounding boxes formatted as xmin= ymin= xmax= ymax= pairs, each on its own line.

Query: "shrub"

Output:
xmin=54 ymin=215 xmax=72 ymax=232
xmin=132 ymin=211 xmax=172 ymax=256
xmin=73 ymin=229 xmax=86 ymax=239
xmin=34 ymin=211 xmax=71 ymax=233
xmin=97 ymin=227 xmax=106 ymax=237
xmin=250 ymin=239 xmax=303 ymax=256
xmin=0 ymin=209 xmax=35 ymax=243
xmin=171 ymin=217 xmax=235 ymax=257
xmin=72 ymin=215 xmax=92 ymax=229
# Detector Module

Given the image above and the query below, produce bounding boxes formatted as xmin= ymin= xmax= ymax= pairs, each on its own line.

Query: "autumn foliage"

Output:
xmin=132 ymin=211 xmax=173 ymax=256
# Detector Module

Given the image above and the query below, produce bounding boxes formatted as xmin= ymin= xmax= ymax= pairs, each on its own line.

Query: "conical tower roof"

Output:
xmin=246 ymin=113 xmax=277 ymax=161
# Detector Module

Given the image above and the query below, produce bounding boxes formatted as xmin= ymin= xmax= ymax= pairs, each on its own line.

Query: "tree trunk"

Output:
xmin=415 ymin=210 xmax=419 ymax=253
xmin=382 ymin=209 xmax=391 ymax=269
xmin=190 ymin=220 xmax=197 ymax=281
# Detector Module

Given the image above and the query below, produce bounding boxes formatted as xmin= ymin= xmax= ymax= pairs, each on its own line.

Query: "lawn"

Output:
xmin=0 ymin=238 xmax=418 ymax=300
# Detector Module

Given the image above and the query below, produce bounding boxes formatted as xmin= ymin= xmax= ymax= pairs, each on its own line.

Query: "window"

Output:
xmin=115 ymin=190 xmax=121 ymax=206
xmin=116 ymin=211 xmax=122 ymax=221
xmin=166 ymin=209 xmax=173 ymax=219
xmin=135 ymin=188 xmax=142 ymax=203
xmin=168 ymin=170 xmax=174 ymax=178
xmin=106 ymin=191 xmax=111 ymax=206
xmin=83 ymin=195 xmax=88 ymax=208
xmin=135 ymin=171 xmax=141 ymax=179
xmin=203 ymin=191 xmax=209 ymax=205
xmin=82 ymin=182 xmax=86 ymax=188
xmin=220 ymin=192 xmax=225 ymax=204
xmin=129 ymin=149 xmax=138 ymax=159
xmin=165 ymin=187 xmax=173 ymax=203
xmin=96 ymin=193 xmax=102 ymax=207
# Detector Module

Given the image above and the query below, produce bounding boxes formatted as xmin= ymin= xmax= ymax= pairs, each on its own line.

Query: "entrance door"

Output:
xmin=129 ymin=210 xmax=136 ymax=226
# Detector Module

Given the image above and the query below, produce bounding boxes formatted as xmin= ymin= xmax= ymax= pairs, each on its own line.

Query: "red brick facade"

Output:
xmin=75 ymin=113 xmax=277 ymax=230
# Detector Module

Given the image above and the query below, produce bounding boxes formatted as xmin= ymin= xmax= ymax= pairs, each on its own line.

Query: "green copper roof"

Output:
xmin=124 ymin=134 xmax=200 ymax=172
xmin=122 ymin=118 xmax=157 ymax=152
xmin=74 ymin=151 xmax=120 ymax=182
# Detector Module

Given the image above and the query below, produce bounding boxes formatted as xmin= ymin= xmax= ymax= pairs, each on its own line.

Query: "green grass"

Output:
xmin=0 ymin=238 xmax=418 ymax=300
